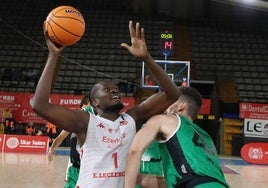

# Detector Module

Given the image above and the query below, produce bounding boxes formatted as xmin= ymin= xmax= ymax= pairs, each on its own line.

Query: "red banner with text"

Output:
xmin=239 ymin=102 xmax=268 ymax=120
xmin=0 ymin=92 xmax=135 ymax=124
xmin=2 ymin=134 xmax=49 ymax=153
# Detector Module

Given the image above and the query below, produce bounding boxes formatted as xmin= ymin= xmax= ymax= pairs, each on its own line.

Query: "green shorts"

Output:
xmin=64 ymin=166 xmax=79 ymax=188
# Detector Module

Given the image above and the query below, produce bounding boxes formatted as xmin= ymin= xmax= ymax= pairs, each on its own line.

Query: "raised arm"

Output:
xmin=121 ymin=21 xmax=180 ymax=126
xmin=31 ymin=24 xmax=89 ymax=143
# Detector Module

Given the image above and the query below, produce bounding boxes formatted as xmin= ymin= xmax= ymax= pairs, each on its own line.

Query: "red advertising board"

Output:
xmin=199 ymin=98 xmax=211 ymax=115
xmin=0 ymin=134 xmax=4 ymax=152
xmin=240 ymin=102 xmax=268 ymax=119
xmin=49 ymin=94 xmax=85 ymax=110
xmin=241 ymin=142 xmax=268 ymax=165
xmin=3 ymin=134 xmax=49 ymax=153
xmin=0 ymin=92 xmax=135 ymax=124
xmin=0 ymin=92 xmax=84 ymax=124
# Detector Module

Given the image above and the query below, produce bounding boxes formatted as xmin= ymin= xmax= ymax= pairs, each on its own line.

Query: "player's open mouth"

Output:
xmin=113 ymin=96 xmax=120 ymax=100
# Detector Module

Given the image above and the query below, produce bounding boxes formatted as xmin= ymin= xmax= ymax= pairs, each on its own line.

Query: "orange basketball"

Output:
xmin=45 ymin=6 xmax=85 ymax=46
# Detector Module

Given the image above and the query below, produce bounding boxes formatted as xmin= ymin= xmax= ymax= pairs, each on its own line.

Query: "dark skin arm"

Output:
xmin=31 ymin=25 xmax=89 ymax=145
xmin=122 ymin=21 xmax=180 ymax=129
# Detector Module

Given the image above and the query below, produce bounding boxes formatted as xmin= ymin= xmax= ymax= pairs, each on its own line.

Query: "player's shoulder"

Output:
xmin=149 ymin=113 xmax=176 ymax=123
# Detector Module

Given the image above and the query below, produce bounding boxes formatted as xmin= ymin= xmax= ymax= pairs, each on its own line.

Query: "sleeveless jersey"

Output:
xmin=75 ymin=112 xmax=136 ymax=188
xmin=158 ymin=114 xmax=229 ymax=188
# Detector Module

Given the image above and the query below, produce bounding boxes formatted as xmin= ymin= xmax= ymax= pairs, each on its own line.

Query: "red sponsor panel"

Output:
xmin=51 ymin=94 xmax=83 ymax=110
xmin=0 ymin=91 xmax=45 ymax=124
xmin=3 ymin=134 xmax=49 ymax=153
xmin=0 ymin=91 xmax=21 ymax=121
xmin=0 ymin=91 xmax=136 ymax=124
xmin=241 ymin=142 xmax=268 ymax=165
xmin=240 ymin=102 xmax=268 ymax=119
xmin=14 ymin=107 xmax=46 ymax=124
xmin=199 ymin=98 xmax=211 ymax=115
xmin=0 ymin=92 xmax=18 ymax=109
xmin=0 ymin=92 xmax=84 ymax=123
xmin=0 ymin=134 xmax=4 ymax=152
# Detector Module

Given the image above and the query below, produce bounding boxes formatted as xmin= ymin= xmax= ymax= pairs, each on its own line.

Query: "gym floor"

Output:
xmin=0 ymin=150 xmax=268 ymax=188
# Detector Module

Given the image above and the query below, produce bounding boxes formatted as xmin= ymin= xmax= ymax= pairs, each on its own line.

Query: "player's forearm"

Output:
xmin=32 ymin=52 xmax=59 ymax=114
xmin=50 ymin=137 xmax=64 ymax=148
xmin=51 ymin=131 xmax=69 ymax=148
xmin=124 ymin=152 xmax=142 ymax=188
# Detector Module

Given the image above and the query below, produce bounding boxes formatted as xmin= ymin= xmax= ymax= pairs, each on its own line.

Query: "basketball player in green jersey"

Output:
xmin=125 ymin=86 xmax=230 ymax=188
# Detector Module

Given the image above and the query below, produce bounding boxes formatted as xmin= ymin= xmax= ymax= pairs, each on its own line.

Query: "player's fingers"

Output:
xmin=136 ymin=22 xmax=141 ymax=38
xmin=128 ymin=20 xmax=134 ymax=38
xmin=141 ymin=27 xmax=145 ymax=41
xmin=121 ymin=43 xmax=130 ymax=50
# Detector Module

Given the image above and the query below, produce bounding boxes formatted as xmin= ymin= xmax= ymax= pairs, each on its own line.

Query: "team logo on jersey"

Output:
xmin=97 ymin=123 xmax=105 ymax=129
xmin=95 ymin=119 xmax=127 ymax=150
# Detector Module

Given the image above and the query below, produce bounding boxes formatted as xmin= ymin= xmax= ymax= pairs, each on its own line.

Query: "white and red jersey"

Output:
xmin=75 ymin=112 xmax=136 ymax=188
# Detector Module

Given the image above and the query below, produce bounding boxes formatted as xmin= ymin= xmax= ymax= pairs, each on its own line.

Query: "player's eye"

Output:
xmin=103 ymin=88 xmax=110 ymax=92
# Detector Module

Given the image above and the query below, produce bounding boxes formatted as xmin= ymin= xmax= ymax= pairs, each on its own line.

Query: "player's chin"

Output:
xmin=106 ymin=102 xmax=124 ymax=112
xmin=113 ymin=102 xmax=124 ymax=111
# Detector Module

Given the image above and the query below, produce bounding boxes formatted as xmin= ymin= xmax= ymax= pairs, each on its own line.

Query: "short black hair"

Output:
xmin=178 ymin=86 xmax=203 ymax=119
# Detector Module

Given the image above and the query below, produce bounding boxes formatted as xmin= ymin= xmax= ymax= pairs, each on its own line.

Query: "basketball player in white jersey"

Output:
xmin=32 ymin=20 xmax=181 ymax=188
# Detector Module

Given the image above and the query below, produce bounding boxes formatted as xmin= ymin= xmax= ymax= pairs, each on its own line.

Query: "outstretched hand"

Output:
xmin=121 ymin=20 xmax=149 ymax=59
xmin=43 ymin=21 xmax=64 ymax=53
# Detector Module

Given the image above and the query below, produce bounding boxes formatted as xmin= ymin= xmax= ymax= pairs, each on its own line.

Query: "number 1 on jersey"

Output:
xmin=112 ymin=152 xmax=118 ymax=168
